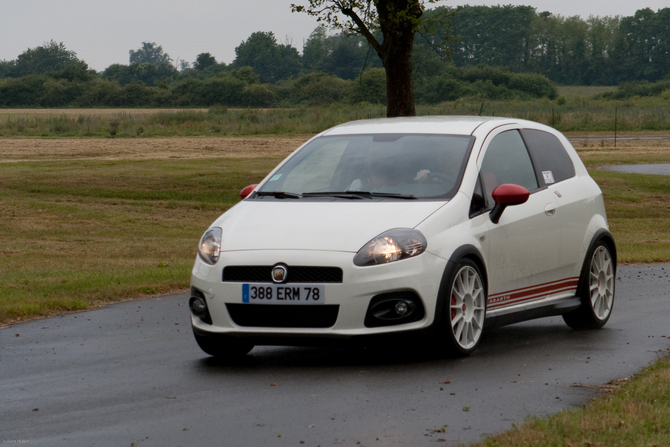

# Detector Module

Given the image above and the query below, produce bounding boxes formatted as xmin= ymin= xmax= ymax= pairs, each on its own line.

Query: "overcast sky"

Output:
xmin=1 ymin=0 xmax=668 ymax=72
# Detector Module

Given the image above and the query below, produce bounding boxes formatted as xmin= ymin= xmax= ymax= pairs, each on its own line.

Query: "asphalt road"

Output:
xmin=602 ymin=163 xmax=670 ymax=176
xmin=2 ymin=264 xmax=670 ymax=447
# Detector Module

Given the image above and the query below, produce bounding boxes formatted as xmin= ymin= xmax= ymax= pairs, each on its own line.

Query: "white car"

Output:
xmin=189 ymin=116 xmax=616 ymax=358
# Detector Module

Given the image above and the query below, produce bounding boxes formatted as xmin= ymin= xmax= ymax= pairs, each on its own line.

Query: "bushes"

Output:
xmin=0 ymin=75 xmax=47 ymax=106
xmin=601 ymin=80 xmax=670 ymax=100
xmin=350 ymin=68 xmax=387 ymax=104
xmin=416 ymin=66 xmax=557 ymax=104
xmin=278 ymin=72 xmax=350 ymax=106
xmin=0 ymin=63 xmax=561 ymax=108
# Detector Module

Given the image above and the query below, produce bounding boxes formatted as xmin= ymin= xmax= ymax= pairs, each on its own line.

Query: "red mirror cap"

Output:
xmin=240 ymin=184 xmax=258 ymax=200
xmin=492 ymin=184 xmax=530 ymax=206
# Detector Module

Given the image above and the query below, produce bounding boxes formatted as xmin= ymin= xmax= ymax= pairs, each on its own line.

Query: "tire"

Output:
xmin=441 ymin=259 xmax=487 ymax=356
xmin=563 ymin=241 xmax=615 ymax=329
xmin=193 ymin=331 xmax=254 ymax=358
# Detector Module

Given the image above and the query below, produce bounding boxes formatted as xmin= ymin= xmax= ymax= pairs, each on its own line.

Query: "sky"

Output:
xmin=1 ymin=0 xmax=668 ymax=73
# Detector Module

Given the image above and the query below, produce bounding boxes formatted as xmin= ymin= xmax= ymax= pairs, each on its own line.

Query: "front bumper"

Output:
xmin=190 ymin=249 xmax=448 ymax=343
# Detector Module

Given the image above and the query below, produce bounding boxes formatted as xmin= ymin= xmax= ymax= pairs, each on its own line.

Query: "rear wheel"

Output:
xmin=194 ymin=331 xmax=254 ymax=358
xmin=442 ymin=259 xmax=487 ymax=356
xmin=563 ymin=241 xmax=615 ymax=329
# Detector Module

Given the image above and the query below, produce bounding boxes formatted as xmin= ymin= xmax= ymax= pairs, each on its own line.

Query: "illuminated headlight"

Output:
xmin=354 ymin=229 xmax=427 ymax=266
xmin=198 ymin=227 xmax=222 ymax=265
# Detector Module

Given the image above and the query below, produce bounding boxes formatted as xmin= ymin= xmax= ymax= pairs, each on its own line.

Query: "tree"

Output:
xmin=194 ymin=53 xmax=217 ymax=71
xmin=129 ymin=42 xmax=172 ymax=65
xmin=11 ymin=41 xmax=87 ymax=77
xmin=292 ymin=0 xmax=445 ymax=117
xmin=233 ymin=32 xmax=301 ymax=83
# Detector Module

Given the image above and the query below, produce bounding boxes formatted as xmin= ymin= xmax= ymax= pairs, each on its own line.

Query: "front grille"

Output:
xmin=226 ymin=304 xmax=339 ymax=328
xmin=223 ymin=266 xmax=343 ymax=283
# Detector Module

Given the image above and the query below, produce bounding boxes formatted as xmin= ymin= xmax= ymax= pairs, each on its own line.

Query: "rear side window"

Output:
xmin=520 ymin=129 xmax=575 ymax=186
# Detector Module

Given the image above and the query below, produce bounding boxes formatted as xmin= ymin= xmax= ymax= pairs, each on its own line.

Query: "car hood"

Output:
xmin=215 ymin=200 xmax=447 ymax=252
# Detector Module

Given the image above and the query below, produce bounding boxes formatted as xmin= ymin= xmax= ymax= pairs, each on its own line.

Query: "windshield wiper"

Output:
xmin=302 ymin=191 xmax=370 ymax=199
xmin=254 ymin=191 xmax=301 ymax=199
xmin=302 ymin=191 xmax=417 ymax=200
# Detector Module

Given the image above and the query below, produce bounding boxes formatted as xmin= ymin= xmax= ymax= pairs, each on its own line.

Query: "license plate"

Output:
xmin=242 ymin=284 xmax=325 ymax=305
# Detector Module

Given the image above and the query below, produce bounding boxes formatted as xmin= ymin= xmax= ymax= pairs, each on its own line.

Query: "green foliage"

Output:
xmin=233 ymin=32 xmax=301 ymax=83
xmin=194 ymin=52 xmax=217 ymax=71
xmin=0 ymin=75 xmax=47 ymax=106
xmin=277 ymin=72 xmax=350 ymax=106
xmin=7 ymin=41 xmax=87 ymax=78
xmin=350 ymin=68 xmax=386 ymax=104
xmin=416 ymin=65 xmax=556 ymax=103
xmin=128 ymin=42 xmax=172 ymax=65
xmin=600 ymin=79 xmax=670 ymax=100
xmin=102 ymin=61 xmax=179 ymax=87
xmin=304 ymin=29 xmax=382 ymax=80
xmin=421 ymin=5 xmax=670 ymax=86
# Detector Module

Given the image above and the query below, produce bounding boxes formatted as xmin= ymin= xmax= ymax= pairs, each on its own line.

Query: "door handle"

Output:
xmin=544 ymin=203 xmax=556 ymax=216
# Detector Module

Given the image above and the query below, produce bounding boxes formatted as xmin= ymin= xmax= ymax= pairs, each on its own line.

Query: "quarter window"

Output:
xmin=520 ymin=129 xmax=575 ymax=186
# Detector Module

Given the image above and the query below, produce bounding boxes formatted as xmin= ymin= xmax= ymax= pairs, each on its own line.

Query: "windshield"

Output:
xmin=255 ymin=133 xmax=475 ymax=200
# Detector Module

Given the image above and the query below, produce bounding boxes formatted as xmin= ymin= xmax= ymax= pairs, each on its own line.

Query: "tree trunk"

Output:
xmin=376 ymin=0 xmax=422 ymax=117
xmin=380 ymin=37 xmax=416 ymax=117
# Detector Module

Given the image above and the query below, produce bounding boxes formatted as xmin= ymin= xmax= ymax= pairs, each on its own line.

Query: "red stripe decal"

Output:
xmin=488 ymin=277 xmax=579 ymax=309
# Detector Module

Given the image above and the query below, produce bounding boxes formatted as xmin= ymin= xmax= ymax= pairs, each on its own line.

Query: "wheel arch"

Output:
xmin=433 ymin=245 xmax=488 ymax=323
xmin=583 ymin=229 xmax=617 ymax=277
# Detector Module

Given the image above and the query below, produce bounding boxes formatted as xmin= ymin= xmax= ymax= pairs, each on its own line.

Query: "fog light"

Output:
xmin=190 ymin=296 xmax=208 ymax=317
xmin=395 ymin=301 xmax=409 ymax=316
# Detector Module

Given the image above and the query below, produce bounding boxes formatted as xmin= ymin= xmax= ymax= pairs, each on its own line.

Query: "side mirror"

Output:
xmin=490 ymin=184 xmax=529 ymax=224
xmin=240 ymin=184 xmax=258 ymax=200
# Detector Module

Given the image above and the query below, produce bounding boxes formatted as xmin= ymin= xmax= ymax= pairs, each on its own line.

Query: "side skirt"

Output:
xmin=485 ymin=297 xmax=582 ymax=329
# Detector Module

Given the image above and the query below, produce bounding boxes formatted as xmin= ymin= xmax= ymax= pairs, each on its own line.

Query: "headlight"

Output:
xmin=198 ymin=227 xmax=222 ymax=265
xmin=354 ymin=229 xmax=427 ymax=266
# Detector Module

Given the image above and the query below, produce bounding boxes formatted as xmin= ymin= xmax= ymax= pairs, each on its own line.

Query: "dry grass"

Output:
xmin=0 ymin=108 xmax=208 ymax=118
xmin=0 ymin=135 xmax=308 ymax=163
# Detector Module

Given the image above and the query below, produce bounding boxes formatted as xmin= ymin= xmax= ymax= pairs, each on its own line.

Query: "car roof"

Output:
xmin=320 ymin=115 xmax=527 ymax=136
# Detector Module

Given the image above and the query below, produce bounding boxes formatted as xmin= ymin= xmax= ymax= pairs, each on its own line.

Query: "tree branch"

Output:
xmin=340 ymin=6 xmax=383 ymax=55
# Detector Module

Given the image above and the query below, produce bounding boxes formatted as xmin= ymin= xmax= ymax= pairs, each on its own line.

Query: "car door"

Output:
xmin=475 ymin=129 xmax=564 ymax=311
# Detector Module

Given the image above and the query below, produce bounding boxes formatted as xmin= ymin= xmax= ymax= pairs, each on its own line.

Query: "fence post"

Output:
xmin=614 ymin=107 xmax=619 ymax=147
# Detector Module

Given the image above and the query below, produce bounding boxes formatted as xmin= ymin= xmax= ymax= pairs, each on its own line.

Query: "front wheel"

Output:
xmin=442 ymin=259 xmax=487 ymax=356
xmin=563 ymin=241 xmax=615 ymax=329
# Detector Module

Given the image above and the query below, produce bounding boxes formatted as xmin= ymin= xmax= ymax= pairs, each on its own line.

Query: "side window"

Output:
xmin=520 ymin=129 xmax=576 ymax=186
xmin=480 ymin=130 xmax=538 ymax=206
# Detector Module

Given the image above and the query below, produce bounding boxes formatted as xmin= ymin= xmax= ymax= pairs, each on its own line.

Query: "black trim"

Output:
xmin=485 ymin=297 xmax=582 ymax=329
xmin=364 ymin=290 xmax=425 ymax=328
xmin=223 ymin=266 xmax=343 ymax=283
xmin=226 ymin=303 xmax=340 ymax=328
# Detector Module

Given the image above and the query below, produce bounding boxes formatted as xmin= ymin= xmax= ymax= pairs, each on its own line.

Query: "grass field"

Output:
xmin=1 ymin=98 xmax=670 ymax=137
xmin=1 ymin=123 xmax=670 ymax=446
xmin=2 ymin=133 xmax=669 ymax=325
xmin=556 ymin=85 xmax=617 ymax=98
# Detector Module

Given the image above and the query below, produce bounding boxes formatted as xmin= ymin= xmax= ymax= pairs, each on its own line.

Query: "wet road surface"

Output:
xmin=602 ymin=164 xmax=670 ymax=175
xmin=2 ymin=264 xmax=670 ymax=446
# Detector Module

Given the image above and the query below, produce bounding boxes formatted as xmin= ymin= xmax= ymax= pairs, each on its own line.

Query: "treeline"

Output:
xmin=431 ymin=5 xmax=670 ymax=85
xmin=0 ymin=64 xmax=557 ymax=108
xmin=1 ymin=5 xmax=669 ymax=108
xmin=0 ymin=35 xmax=557 ymax=108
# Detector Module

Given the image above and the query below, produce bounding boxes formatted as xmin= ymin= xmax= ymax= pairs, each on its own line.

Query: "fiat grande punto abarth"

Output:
xmin=189 ymin=116 xmax=616 ymax=358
